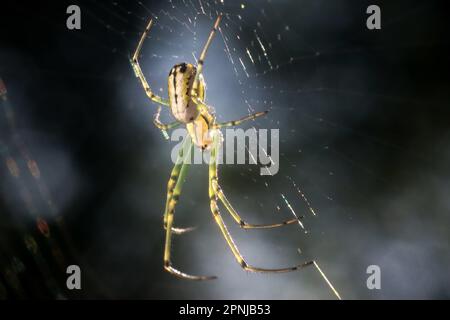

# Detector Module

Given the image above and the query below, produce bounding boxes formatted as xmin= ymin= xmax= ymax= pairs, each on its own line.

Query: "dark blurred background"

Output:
xmin=0 ymin=0 xmax=449 ymax=299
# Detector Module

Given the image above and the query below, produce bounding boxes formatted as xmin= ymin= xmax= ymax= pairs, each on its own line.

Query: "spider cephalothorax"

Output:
xmin=130 ymin=14 xmax=312 ymax=280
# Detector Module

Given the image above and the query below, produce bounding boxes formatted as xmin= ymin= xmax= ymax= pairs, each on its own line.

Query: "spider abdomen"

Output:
xmin=167 ymin=63 xmax=205 ymax=123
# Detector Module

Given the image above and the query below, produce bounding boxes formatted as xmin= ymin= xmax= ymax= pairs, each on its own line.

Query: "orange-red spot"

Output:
xmin=37 ymin=217 xmax=50 ymax=238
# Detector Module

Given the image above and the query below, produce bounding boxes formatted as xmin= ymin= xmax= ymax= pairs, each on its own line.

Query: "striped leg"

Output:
xmin=213 ymin=111 xmax=269 ymax=129
xmin=153 ymin=121 xmax=180 ymax=131
xmin=153 ymin=107 xmax=180 ymax=139
xmin=163 ymin=136 xmax=216 ymax=280
xmin=191 ymin=14 xmax=222 ymax=99
xmin=164 ymin=137 xmax=195 ymax=235
xmin=191 ymin=96 xmax=212 ymax=114
xmin=209 ymin=131 xmax=313 ymax=273
xmin=211 ymin=179 xmax=301 ymax=229
xmin=131 ymin=19 xmax=170 ymax=107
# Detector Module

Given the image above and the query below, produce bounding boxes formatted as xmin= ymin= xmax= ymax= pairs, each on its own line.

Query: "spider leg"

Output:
xmin=191 ymin=96 xmax=212 ymax=114
xmin=153 ymin=112 xmax=190 ymax=232
xmin=153 ymin=119 xmax=180 ymax=131
xmin=131 ymin=19 xmax=170 ymax=107
xmin=213 ymin=111 xmax=269 ymax=129
xmin=191 ymin=14 xmax=222 ymax=99
xmin=212 ymin=179 xmax=302 ymax=229
xmin=209 ymin=131 xmax=313 ymax=273
xmin=153 ymin=107 xmax=181 ymax=139
xmin=163 ymin=135 xmax=217 ymax=280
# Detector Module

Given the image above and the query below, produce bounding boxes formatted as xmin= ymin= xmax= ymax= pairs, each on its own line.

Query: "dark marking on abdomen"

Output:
xmin=172 ymin=68 xmax=178 ymax=104
xmin=179 ymin=63 xmax=187 ymax=73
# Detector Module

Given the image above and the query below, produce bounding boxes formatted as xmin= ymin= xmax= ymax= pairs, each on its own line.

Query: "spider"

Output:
xmin=131 ymin=14 xmax=312 ymax=280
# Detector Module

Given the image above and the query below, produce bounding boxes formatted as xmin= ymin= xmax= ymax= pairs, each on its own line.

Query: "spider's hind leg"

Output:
xmin=211 ymin=179 xmax=302 ymax=229
xmin=208 ymin=131 xmax=313 ymax=273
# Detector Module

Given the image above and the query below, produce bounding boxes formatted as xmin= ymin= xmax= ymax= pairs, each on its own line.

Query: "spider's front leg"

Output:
xmin=131 ymin=18 xmax=170 ymax=107
xmin=163 ymin=135 xmax=217 ymax=280
xmin=190 ymin=14 xmax=222 ymax=102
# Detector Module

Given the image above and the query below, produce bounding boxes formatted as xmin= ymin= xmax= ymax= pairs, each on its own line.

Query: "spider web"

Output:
xmin=81 ymin=0 xmax=345 ymax=299
xmin=6 ymin=0 xmax=444 ymax=299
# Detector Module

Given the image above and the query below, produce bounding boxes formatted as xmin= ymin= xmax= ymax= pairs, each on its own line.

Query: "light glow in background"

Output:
xmin=0 ymin=0 xmax=449 ymax=299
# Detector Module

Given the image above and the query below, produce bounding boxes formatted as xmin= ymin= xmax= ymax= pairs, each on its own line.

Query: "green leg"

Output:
xmin=209 ymin=130 xmax=313 ymax=273
xmin=212 ymin=179 xmax=300 ymax=229
xmin=162 ymin=135 xmax=216 ymax=280
xmin=153 ymin=106 xmax=180 ymax=140
xmin=213 ymin=111 xmax=268 ymax=129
